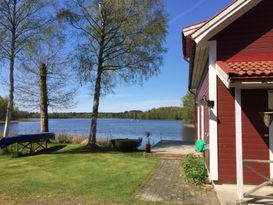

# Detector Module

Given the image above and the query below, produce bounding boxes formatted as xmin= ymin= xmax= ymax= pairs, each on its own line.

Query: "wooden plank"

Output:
xmin=218 ymin=78 xmax=236 ymax=182
xmin=214 ymin=1 xmax=273 ymax=61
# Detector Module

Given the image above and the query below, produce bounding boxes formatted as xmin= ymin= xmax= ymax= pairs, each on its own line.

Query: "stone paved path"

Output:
xmin=136 ymin=160 xmax=220 ymax=205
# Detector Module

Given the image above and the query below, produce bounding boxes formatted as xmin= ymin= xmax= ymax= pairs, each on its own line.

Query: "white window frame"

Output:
xmin=197 ymin=105 xmax=201 ymax=140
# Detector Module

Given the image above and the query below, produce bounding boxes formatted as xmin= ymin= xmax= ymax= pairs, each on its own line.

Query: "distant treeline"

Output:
xmin=23 ymin=106 xmax=183 ymax=120
xmin=0 ymin=97 xmax=31 ymax=121
xmin=1 ymin=94 xmax=194 ymax=122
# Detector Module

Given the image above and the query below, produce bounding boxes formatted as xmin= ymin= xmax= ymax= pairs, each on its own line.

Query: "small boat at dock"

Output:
xmin=111 ymin=138 xmax=142 ymax=151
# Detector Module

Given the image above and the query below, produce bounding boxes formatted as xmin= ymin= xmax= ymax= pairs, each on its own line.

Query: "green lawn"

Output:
xmin=0 ymin=144 xmax=159 ymax=205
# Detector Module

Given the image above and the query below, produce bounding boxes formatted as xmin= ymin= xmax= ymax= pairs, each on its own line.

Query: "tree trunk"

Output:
xmin=88 ymin=10 xmax=106 ymax=147
xmin=3 ymin=55 xmax=15 ymax=137
xmin=39 ymin=63 xmax=49 ymax=132
xmin=3 ymin=1 xmax=16 ymax=137
xmin=88 ymin=68 xmax=102 ymax=147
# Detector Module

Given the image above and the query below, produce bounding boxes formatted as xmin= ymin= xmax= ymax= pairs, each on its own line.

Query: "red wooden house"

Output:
xmin=182 ymin=0 xmax=273 ymax=200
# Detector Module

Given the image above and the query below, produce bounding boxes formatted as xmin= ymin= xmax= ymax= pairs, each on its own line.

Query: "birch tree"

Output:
xmin=59 ymin=0 xmax=167 ymax=147
xmin=0 ymin=0 xmax=50 ymax=137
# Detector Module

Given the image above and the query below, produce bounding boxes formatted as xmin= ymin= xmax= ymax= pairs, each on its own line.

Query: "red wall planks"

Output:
xmin=213 ymin=0 xmax=273 ymax=62
xmin=213 ymin=0 xmax=272 ymax=184
xmin=241 ymin=89 xmax=269 ymax=184
xmin=217 ymin=79 xmax=270 ymax=184
xmin=194 ymin=0 xmax=273 ymax=184
xmin=217 ymin=78 xmax=236 ymax=183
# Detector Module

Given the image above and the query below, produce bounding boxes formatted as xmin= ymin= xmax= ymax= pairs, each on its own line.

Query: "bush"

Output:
xmin=182 ymin=153 xmax=207 ymax=185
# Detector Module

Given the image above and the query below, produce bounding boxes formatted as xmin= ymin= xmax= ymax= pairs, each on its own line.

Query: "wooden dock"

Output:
xmin=143 ymin=140 xmax=195 ymax=160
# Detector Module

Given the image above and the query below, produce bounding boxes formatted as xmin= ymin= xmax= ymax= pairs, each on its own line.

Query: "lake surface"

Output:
xmin=0 ymin=119 xmax=194 ymax=147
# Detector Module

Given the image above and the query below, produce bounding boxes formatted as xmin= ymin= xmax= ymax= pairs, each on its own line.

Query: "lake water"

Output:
xmin=0 ymin=119 xmax=194 ymax=147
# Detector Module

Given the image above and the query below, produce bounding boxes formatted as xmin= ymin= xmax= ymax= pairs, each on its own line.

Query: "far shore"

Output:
xmin=0 ymin=118 xmax=194 ymax=125
xmin=0 ymin=118 xmax=38 ymax=124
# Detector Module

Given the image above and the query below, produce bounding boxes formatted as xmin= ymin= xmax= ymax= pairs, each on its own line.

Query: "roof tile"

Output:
xmin=218 ymin=61 xmax=273 ymax=77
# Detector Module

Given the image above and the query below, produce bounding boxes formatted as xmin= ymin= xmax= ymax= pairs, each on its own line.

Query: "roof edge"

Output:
xmin=191 ymin=0 xmax=262 ymax=44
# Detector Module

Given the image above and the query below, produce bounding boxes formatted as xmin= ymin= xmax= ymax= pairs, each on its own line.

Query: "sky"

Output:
xmin=0 ymin=0 xmax=232 ymax=113
xmin=72 ymin=0 xmax=232 ymax=113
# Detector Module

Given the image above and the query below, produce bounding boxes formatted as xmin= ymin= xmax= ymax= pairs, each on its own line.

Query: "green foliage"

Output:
xmin=182 ymin=154 xmax=207 ymax=185
xmin=0 ymin=97 xmax=8 ymax=121
xmin=1 ymin=101 xmax=183 ymax=121
xmin=182 ymin=92 xmax=194 ymax=124
xmin=24 ymin=106 xmax=183 ymax=120
xmin=0 ymin=96 xmax=30 ymax=121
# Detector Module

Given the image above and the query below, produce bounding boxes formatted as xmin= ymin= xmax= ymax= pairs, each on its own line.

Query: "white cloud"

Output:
xmin=169 ymin=0 xmax=206 ymax=25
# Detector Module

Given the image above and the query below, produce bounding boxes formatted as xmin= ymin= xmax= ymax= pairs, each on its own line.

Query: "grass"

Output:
xmin=0 ymin=144 xmax=160 ymax=205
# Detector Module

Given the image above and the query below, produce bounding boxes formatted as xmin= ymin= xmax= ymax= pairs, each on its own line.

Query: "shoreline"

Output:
xmin=184 ymin=123 xmax=194 ymax=128
xmin=0 ymin=118 xmax=193 ymax=125
xmin=1 ymin=118 xmax=185 ymax=122
xmin=0 ymin=118 xmax=38 ymax=124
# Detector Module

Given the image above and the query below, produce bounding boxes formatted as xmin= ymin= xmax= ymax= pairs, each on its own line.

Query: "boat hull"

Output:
xmin=111 ymin=138 xmax=142 ymax=151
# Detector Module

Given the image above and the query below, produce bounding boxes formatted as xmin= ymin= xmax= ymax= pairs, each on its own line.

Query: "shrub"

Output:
xmin=182 ymin=153 xmax=207 ymax=185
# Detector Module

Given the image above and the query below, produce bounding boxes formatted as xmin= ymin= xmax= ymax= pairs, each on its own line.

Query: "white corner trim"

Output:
xmin=235 ymin=88 xmax=244 ymax=200
xmin=208 ymin=41 xmax=218 ymax=181
xmin=215 ymin=63 xmax=230 ymax=88
xmin=192 ymin=0 xmax=262 ymax=45
xmin=197 ymin=105 xmax=201 ymax=140
xmin=269 ymin=124 xmax=273 ymax=179
xmin=201 ymin=105 xmax=204 ymax=140
xmin=268 ymin=91 xmax=273 ymax=178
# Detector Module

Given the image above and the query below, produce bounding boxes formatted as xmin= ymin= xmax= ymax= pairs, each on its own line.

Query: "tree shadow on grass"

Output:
xmin=0 ymin=144 xmax=68 ymax=158
xmin=3 ymin=144 xmax=144 ymax=157
xmin=41 ymin=145 xmax=67 ymax=154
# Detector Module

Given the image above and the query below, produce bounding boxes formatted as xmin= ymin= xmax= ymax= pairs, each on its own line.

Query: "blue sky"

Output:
xmin=0 ymin=0 xmax=232 ymax=113
xmin=72 ymin=0 xmax=232 ymax=113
